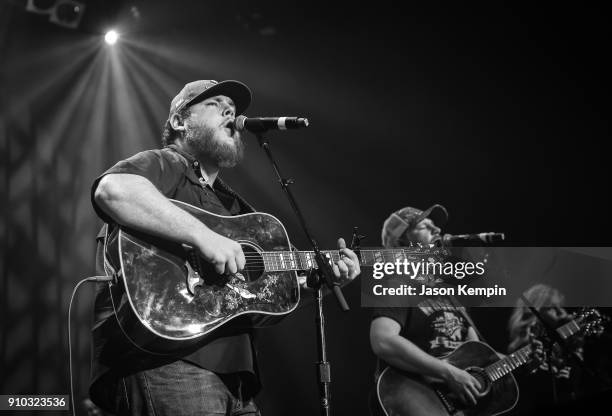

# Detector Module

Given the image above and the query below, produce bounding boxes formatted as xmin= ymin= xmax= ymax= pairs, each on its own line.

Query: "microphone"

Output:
xmin=234 ymin=115 xmax=309 ymax=133
xmin=441 ymin=232 xmax=505 ymax=246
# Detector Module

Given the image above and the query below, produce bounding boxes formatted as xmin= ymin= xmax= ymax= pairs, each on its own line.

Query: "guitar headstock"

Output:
xmin=402 ymin=242 xmax=451 ymax=258
xmin=397 ymin=244 xmax=451 ymax=285
xmin=576 ymin=308 xmax=609 ymax=337
xmin=350 ymin=226 xmax=366 ymax=262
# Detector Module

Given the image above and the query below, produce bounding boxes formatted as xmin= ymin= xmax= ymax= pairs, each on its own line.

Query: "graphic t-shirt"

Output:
xmin=372 ymin=297 xmax=472 ymax=358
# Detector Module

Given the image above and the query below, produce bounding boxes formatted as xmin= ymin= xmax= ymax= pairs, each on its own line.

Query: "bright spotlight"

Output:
xmin=104 ymin=30 xmax=119 ymax=45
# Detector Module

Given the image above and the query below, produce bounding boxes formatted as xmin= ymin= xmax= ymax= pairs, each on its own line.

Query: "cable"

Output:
xmin=68 ymin=275 xmax=113 ymax=416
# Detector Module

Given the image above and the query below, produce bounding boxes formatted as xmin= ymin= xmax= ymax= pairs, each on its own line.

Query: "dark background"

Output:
xmin=1 ymin=1 xmax=610 ymax=415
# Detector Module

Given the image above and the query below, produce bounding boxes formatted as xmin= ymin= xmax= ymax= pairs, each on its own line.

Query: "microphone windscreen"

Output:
xmin=235 ymin=115 xmax=247 ymax=131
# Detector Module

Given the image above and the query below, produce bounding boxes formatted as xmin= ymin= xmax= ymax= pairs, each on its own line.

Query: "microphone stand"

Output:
xmin=254 ymin=132 xmax=349 ymax=416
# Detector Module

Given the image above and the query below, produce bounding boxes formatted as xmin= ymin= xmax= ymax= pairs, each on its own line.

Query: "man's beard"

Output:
xmin=185 ymin=123 xmax=244 ymax=168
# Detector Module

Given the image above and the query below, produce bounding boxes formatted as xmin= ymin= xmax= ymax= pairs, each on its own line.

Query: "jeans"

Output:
xmin=96 ymin=360 xmax=260 ymax=416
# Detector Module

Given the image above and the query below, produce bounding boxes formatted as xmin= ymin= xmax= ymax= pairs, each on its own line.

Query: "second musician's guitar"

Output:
xmin=376 ymin=309 xmax=605 ymax=416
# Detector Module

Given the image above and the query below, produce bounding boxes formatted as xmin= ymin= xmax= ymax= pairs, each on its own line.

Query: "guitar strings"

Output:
xmin=196 ymin=249 xmax=431 ymax=272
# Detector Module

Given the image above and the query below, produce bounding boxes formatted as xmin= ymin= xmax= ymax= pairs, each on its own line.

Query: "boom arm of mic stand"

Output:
xmin=254 ymin=132 xmax=349 ymax=310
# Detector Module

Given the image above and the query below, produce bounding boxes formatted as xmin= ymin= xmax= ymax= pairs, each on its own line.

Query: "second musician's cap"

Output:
xmin=381 ymin=204 xmax=448 ymax=247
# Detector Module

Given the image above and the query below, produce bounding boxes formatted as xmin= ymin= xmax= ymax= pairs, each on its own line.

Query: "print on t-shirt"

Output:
xmin=418 ymin=298 xmax=469 ymax=356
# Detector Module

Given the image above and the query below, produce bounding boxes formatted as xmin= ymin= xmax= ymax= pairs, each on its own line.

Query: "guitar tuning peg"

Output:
xmin=350 ymin=226 xmax=365 ymax=262
xmin=350 ymin=227 xmax=366 ymax=249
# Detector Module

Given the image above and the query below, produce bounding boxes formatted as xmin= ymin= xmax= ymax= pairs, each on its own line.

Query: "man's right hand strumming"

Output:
xmin=442 ymin=364 xmax=484 ymax=406
xmin=196 ymin=230 xmax=246 ymax=275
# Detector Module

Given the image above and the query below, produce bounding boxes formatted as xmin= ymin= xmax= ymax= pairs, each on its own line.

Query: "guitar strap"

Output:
xmin=215 ymin=177 xmax=256 ymax=214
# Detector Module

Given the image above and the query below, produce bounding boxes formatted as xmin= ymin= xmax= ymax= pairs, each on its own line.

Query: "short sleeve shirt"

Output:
xmin=90 ymin=145 xmax=259 ymax=394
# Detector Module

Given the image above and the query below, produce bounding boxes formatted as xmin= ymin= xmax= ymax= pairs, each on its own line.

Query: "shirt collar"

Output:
xmin=165 ymin=144 xmax=215 ymax=189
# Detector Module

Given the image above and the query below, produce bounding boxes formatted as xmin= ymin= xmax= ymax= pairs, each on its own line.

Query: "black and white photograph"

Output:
xmin=1 ymin=1 xmax=611 ymax=415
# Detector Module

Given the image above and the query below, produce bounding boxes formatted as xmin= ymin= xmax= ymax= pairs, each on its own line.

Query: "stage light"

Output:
xmin=104 ymin=30 xmax=119 ymax=45
xmin=49 ymin=0 xmax=85 ymax=29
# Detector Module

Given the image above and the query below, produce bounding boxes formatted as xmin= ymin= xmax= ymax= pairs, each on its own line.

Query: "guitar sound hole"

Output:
xmin=241 ymin=244 xmax=264 ymax=282
xmin=467 ymin=367 xmax=491 ymax=395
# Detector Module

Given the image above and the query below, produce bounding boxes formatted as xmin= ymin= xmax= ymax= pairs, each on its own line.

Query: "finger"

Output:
xmin=340 ymin=247 xmax=359 ymax=263
xmin=470 ymin=381 xmax=483 ymax=398
xmin=332 ymin=263 xmax=341 ymax=278
xmin=337 ymin=260 xmax=349 ymax=277
xmin=471 ymin=375 xmax=482 ymax=392
xmin=339 ymin=248 xmax=360 ymax=277
xmin=340 ymin=249 xmax=359 ymax=267
xmin=214 ymin=261 xmax=226 ymax=275
xmin=237 ymin=250 xmax=246 ymax=271
xmin=352 ymin=260 xmax=361 ymax=277
xmin=462 ymin=390 xmax=476 ymax=406
xmin=226 ymin=259 xmax=238 ymax=275
xmin=339 ymin=255 xmax=354 ymax=269
xmin=341 ymin=258 xmax=356 ymax=279
xmin=337 ymin=237 xmax=347 ymax=249
xmin=464 ymin=389 xmax=477 ymax=406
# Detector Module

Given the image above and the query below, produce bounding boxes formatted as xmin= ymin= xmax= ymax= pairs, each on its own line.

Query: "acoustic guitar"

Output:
xmin=102 ymin=199 xmax=445 ymax=356
xmin=376 ymin=308 xmax=605 ymax=416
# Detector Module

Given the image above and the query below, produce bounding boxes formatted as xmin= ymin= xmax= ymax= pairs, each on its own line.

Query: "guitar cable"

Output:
xmin=68 ymin=275 xmax=113 ymax=416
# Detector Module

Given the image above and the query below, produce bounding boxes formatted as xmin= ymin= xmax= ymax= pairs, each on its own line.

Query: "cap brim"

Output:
xmin=415 ymin=204 xmax=449 ymax=227
xmin=187 ymin=80 xmax=252 ymax=115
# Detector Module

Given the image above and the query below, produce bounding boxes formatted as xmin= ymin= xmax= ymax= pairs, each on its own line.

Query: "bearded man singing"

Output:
xmin=89 ymin=80 xmax=360 ymax=416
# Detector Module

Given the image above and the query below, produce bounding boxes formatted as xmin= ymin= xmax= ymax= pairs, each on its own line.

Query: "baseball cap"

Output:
xmin=168 ymin=80 xmax=252 ymax=122
xmin=381 ymin=204 xmax=448 ymax=247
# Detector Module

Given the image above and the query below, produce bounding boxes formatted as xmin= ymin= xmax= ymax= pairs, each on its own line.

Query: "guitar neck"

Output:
xmin=259 ymin=248 xmax=433 ymax=272
xmin=486 ymin=316 xmax=585 ymax=381
xmin=484 ymin=344 xmax=533 ymax=382
xmin=556 ymin=317 xmax=583 ymax=340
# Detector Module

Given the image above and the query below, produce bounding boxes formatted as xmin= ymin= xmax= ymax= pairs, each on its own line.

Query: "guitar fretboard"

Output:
xmin=485 ymin=344 xmax=532 ymax=381
xmin=557 ymin=317 xmax=583 ymax=340
xmin=258 ymin=249 xmax=441 ymax=272
xmin=485 ymin=316 xmax=585 ymax=381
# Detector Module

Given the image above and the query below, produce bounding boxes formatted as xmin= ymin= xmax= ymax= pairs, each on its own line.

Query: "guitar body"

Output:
xmin=377 ymin=341 xmax=519 ymax=416
xmin=104 ymin=200 xmax=300 ymax=356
